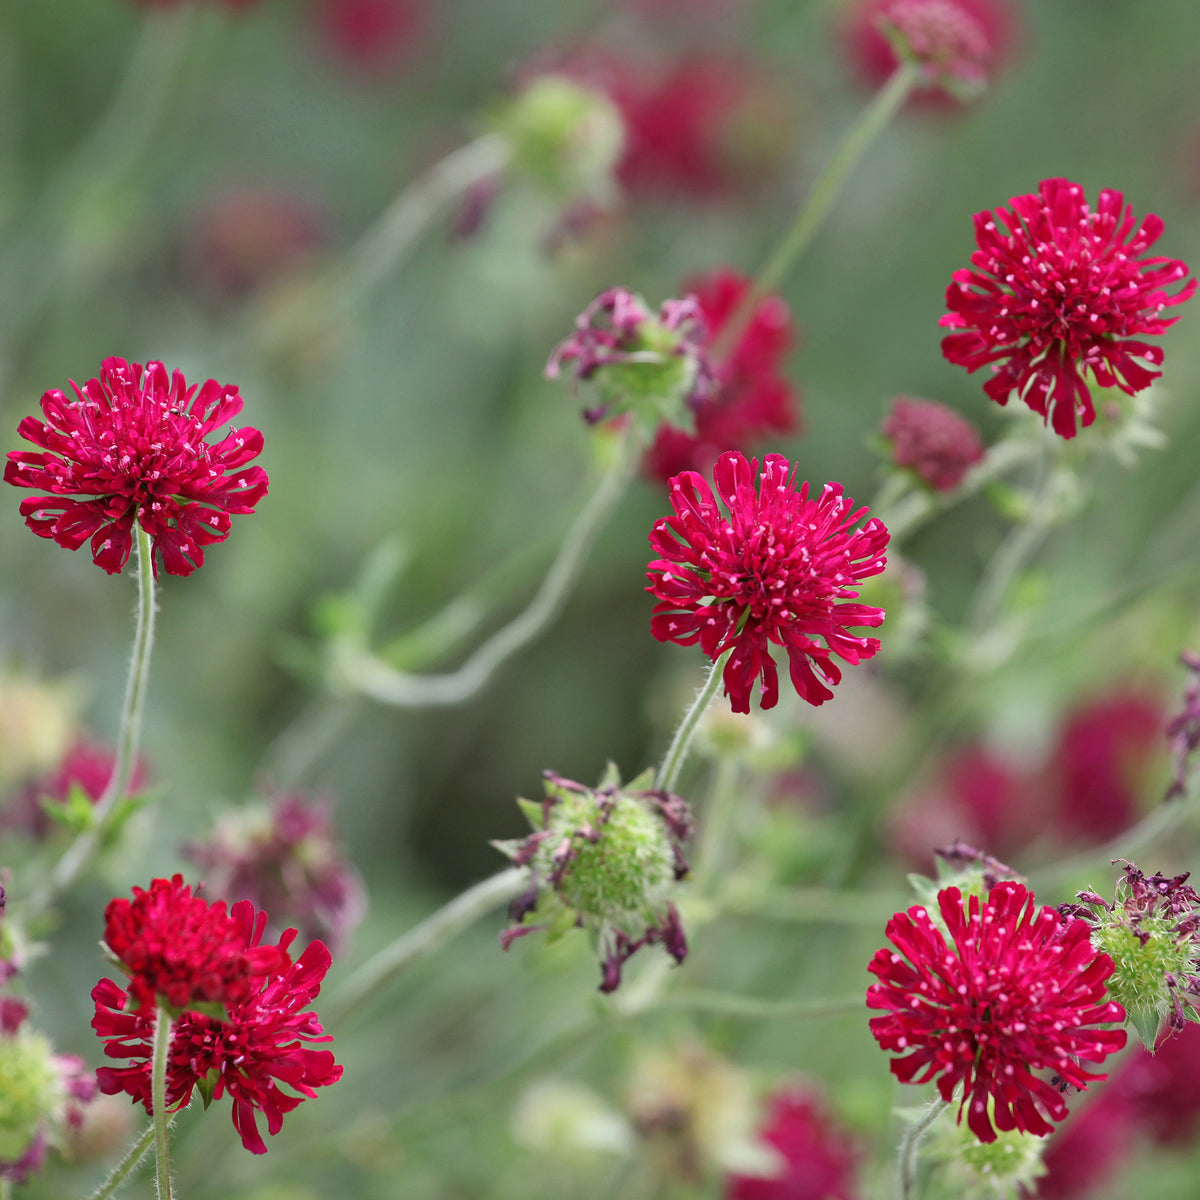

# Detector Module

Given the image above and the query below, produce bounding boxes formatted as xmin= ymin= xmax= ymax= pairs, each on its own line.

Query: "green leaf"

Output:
xmin=1128 ymin=1007 xmax=1161 ymax=1051
xmin=40 ymin=782 xmax=97 ymax=835
xmin=516 ymin=798 xmax=545 ymax=830
xmin=99 ymin=792 xmax=148 ymax=848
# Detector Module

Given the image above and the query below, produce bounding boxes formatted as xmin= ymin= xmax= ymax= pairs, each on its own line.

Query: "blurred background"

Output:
xmin=4 ymin=0 xmax=1200 ymax=1196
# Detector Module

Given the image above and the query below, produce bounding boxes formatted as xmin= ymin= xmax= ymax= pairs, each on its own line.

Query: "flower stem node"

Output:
xmin=495 ymin=764 xmax=694 ymax=993
xmin=546 ymin=286 xmax=716 ymax=430
xmin=492 ymin=75 xmax=625 ymax=205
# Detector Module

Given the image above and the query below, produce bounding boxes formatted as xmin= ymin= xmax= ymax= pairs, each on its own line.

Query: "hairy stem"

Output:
xmin=87 ymin=1121 xmax=159 ymax=1200
xmin=151 ymin=1005 xmax=175 ymax=1200
xmin=656 ymin=650 xmax=731 ymax=794
xmin=897 ymin=1098 xmax=951 ymax=1200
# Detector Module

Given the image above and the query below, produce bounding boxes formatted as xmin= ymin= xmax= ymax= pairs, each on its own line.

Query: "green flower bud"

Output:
xmin=0 ymin=1028 xmax=63 ymax=1160
xmin=925 ymin=1098 xmax=1047 ymax=1199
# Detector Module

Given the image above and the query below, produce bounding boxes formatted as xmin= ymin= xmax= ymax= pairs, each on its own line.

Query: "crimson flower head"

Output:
xmin=647 ymin=452 xmax=888 ymax=714
xmin=93 ymin=900 xmax=342 ymax=1155
xmin=311 ymin=0 xmax=429 ymax=77
xmin=5 ymin=357 xmax=267 ymax=576
xmin=103 ymin=875 xmax=289 ymax=1013
xmin=867 ymin=881 xmax=1127 ymax=1143
xmin=882 ymin=396 xmax=984 ymax=492
xmin=645 ymin=268 xmax=799 ymax=485
xmin=940 ymin=178 xmax=1197 ymax=439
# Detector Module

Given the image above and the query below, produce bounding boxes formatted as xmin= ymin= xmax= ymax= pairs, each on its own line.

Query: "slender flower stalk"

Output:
xmin=339 ymin=425 xmax=642 ymax=707
xmin=87 ymin=1122 xmax=158 ymax=1200
xmin=897 ymin=1098 xmax=951 ymax=1200
xmin=33 ymin=525 xmax=157 ymax=913
xmin=656 ymin=651 xmax=731 ymax=794
xmin=150 ymin=1006 xmax=174 ymax=1200
xmin=712 ymin=61 xmax=919 ymax=360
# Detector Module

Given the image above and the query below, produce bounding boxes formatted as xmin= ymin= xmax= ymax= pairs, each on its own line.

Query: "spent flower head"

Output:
xmin=647 ymin=451 xmax=888 ymax=714
xmin=93 ymin=900 xmax=341 ymax=1155
xmin=4 ymin=357 xmax=268 ymax=575
xmin=867 ymin=881 xmax=1127 ymax=1142
xmin=940 ymin=178 xmax=1196 ymax=439
xmin=496 ymin=765 xmax=692 ymax=993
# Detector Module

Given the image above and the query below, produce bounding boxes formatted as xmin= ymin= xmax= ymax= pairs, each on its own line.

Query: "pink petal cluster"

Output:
xmin=646 ymin=451 xmax=888 ymax=713
xmin=881 ymin=396 xmax=984 ymax=491
xmin=940 ymin=178 xmax=1196 ymax=438
xmin=645 ymin=268 xmax=800 ymax=484
xmin=867 ymin=882 xmax=1127 ymax=1142
xmin=310 ymin=0 xmax=430 ymax=77
xmin=4 ymin=358 xmax=268 ymax=576
xmin=102 ymin=875 xmax=289 ymax=1012
xmin=93 ymin=901 xmax=341 ymax=1155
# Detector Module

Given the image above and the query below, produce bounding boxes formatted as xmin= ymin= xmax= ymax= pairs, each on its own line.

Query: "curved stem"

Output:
xmin=88 ymin=1121 xmax=157 ymax=1200
xmin=32 ymin=525 xmax=157 ymax=914
xmin=341 ymin=426 xmax=641 ymax=708
xmin=711 ymin=61 xmax=919 ymax=360
xmin=656 ymin=650 xmax=731 ymax=794
xmin=151 ymin=1005 xmax=175 ymax=1200
xmin=897 ymin=1097 xmax=950 ymax=1200
xmin=331 ymin=867 xmax=527 ymax=1022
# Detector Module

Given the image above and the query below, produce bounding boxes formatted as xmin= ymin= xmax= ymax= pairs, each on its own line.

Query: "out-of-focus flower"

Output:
xmin=185 ymin=186 xmax=327 ymax=299
xmin=1063 ymin=862 xmax=1200 ymax=1044
xmin=841 ymin=0 xmax=1016 ymax=103
xmin=1036 ymin=1081 xmax=1135 ymax=1200
xmin=645 ymin=268 xmax=799 ymax=485
xmin=1123 ymin=1020 xmax=1200 ymax=1146
xmin=1166 ymin=650 xmax=1200 ymax=801
xmin=4 ymin=739 xmax=150 ymax=840
xmin=0 ymin=1000 xmax=95 ymax=1184
xmin=102 ymin=875 xmax=289 ymax=1012
xmin=310 ymin=0 xmax=429 ymax=76
xmin=868 ymin=882 xmax=1127 ymax=1142
xmin=940 ymin=178 xmax=1196 ymax=439
xmin=546 ymin=286 xmax=716 ymax=428
xmin=131 ymin=0 xmax=259 ymax=9
xmin=927 ymin=1100 xmax=1048 ymax=1199
xmin=93 ymin=902 xmax=341 ymax=1155
xmin=5 ymin=358 xmax=268 ymax=576
xmin=647 ymin=452 xmax=888 ymax=713
xmin=725 ymin=1086 xmax=860 ymax=1200
xmin=496 ymin=766 xmax=692 ymax=993
xmin=881 ymin=396 xmax=984 ymax=492
xmin=184 ymin=791 xmax=365 ymax=955
xmin=0 ymin=670 xmax=78 ymax=788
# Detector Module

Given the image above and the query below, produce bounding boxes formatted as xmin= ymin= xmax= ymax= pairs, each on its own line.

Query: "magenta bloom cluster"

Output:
xmin=4 ymin=357 xmax=267 ymax=576
xmin=646 ymin=451 xmax=889 ymax=713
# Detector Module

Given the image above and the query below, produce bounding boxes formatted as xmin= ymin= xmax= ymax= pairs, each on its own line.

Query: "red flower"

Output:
xmin=5 ymin=358 xmax=267 ymax=576
xmin=726 ymin=1087 xmax=860 ymax=1200
xmin=940 ymin=178 xmax=1197 ymax=439
xmin=93 ymin=903 xmax=342 ymax=1155
xmin=645 ymin=268 xmax=799 ymax=484
xmin=882 ymin=396 xmax=984 ymax=492
xmin=102 ymin=876 xmax=288 ymax=1012
xmin=310 ymin=0 xmax=429 ymax=76
xmin=841 ymin=0 xmax=1016 ymax=102
xmin=867 ymin=882 xmax=1127 ymax=1143
xmin=646 ymin=452 xmax=888 ymax=713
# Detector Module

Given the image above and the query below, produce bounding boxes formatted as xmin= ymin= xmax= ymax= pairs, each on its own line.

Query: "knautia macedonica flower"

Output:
xmin=495 ymin=766 xmax=693 ymax=993
xmin=1062 ymin=862 xmax=1200 ymax=1045
xmin=4 ymin=357 xmax=268 ymax=576
xmin=867 ymin=882 xmax=1127 ymax=1143
xmin=546 ymin=286 xmax=717 ymax=429
xmin=311 ymin=0 xmax=429 ymax=77
xmin=644 ymin=268 xmax=799 ymax=485
xmin=102 ymin=875 xmax=289 ymax=1013
xmin=183 ymin=790 xmax=366 ymax=955
xmin=93 ymin=901 xmax=341 ymax=1155
xmin=1166 ymin=649 xmax=1200 ymax=801
xmin=940 ymin=178 xmax=1197 ymax=439
xmin=647 ymin=452 xmax=888 ymax=714
xmin=882 ymin=396 xmax=984 ymax=492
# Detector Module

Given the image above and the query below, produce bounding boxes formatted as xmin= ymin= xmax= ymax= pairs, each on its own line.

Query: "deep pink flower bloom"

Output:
xmin=867 ymin=882 xmax=1127 ymax=1142
xmin=1036 ymin=1082 xmax=1136 ymax=1200
xmin=93 ymin=902 xmax=341 ymax=1155
xmin=940 ymin=178 xmax=1197 ymax=438
xmin=310 ymin=0 xmax=429 ymax=76
xmin=647 ymin=452 xmax=888 ymax=713
xmin=842 ymin=0 xmax=1016 ymax=102
xmin=103 ymin=876 xmax=289 ymax=1013
xmin=645 ymin=268 xmax=799 ymax=485
xmin=4 ymin=358 xmax=268 ymax=576
xmin=882 ymin=396 xmax=984 ymax=492
xmin=184 ymin=791 xmax=366 ymax=955
xmin=726 ymin=1087 xmax=860 ymax=1200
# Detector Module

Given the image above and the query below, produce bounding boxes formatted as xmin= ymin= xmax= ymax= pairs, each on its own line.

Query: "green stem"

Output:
xmin=656 ymin=650 xmax=731 ymax=794
xmin=331 ymin=867 xmax=527 ymax=1022
xmin=341 ymin=425 xmax=641 ymax=708
xmin=711 ymin=61 xmax=919 ymax=360
xmin=151 ymin=1005 xmax=175 ymax=1200
xmin=652 ymin=990 xmax=864 ymax=1021
xmin=87 ymin=1121 xmax=158 ymax=1200
xmin=897 ymin=1098 xmax=950 ymax=1200
xmin=694 ymin=754 xmax=741 ymax=889
xmin=33 ymin=524 xmax=157 ymax=913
